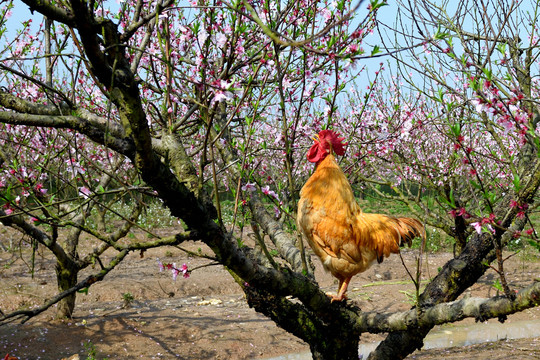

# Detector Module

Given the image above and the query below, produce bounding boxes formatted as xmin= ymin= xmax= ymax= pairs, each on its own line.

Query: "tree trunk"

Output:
xmin=309 ymin=336 xmax=360 ymax=360
xmin=245 ymin=286 xmax=361 ymax=360
xmin=55 ymin=260 xmax=78 ymax=318
xmin=55 ymin=220 xmax=82 ymax=319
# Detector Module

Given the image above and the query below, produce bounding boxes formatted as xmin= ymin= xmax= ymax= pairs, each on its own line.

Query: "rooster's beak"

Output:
xmin=312 ymin=134 xmax=320 ymax=142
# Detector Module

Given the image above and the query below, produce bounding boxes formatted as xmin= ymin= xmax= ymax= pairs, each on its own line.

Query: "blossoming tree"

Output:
xmin=347 ymin=0 xmax=540 ymax=357
xmin=0 ymin=0 xmax=539 ymax=359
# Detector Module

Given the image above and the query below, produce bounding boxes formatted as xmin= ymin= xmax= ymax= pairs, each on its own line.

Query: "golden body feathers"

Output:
xmin=297 ymin=153 xmax=424 ymax=301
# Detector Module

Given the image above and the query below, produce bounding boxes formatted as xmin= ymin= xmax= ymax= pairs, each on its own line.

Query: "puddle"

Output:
xmin=422 ymin=319 xmax=540 ymax=348
xmin=263 ymin=319 xmax=540 ymax=359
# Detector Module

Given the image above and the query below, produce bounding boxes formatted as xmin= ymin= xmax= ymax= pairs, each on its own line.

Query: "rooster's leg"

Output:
xmin=331 ymin=277 xmax=351 ymax=302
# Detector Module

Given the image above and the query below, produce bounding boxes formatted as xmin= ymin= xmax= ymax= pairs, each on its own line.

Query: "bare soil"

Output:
xmin=1 ymin=226 xmax=539 ymax=359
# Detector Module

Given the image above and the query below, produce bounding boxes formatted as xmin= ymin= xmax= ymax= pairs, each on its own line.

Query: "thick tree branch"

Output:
xmin=0 ymin=111 xmax=133 ymax=156
xmin=358 ymin=280 xmax=540 ymax=334
xmin=248 ymin=193 xmax=311 ymax=275
xmin=0 ymin=208 xmax=57 ymax=249
xmin=0 ymin=90 xmax=71 ymax=115
xmin=20 ymin=0 xmax=76 ymax=26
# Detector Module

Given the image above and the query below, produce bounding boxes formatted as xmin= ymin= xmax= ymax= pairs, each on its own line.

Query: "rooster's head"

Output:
xmin=306 ymin=129 xmax=347 ymax=163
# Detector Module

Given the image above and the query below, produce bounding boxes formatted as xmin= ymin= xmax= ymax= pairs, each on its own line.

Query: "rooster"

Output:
xmin=297 ymin=129 xmax=424 ymax=301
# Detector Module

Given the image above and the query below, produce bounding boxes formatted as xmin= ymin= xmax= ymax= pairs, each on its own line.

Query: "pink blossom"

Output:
xmin=79 ymin=186 xmax=91 ymax=198
xmin=449 ymin=207 xmax=468 ymax=218
xmin=35 ymin=183 xmax=47 ymax=195
xmin=213 ymin=91 xmax=232 ymax=103
xmin=172 ymin=263 xmax=180 ymax=280
xmin=471 ymin=222 xmax=482 ymax=234
xmin=198 ymin=28 xmax=208 ymax=45
xmin=261 ymin=185 xmax=279 ymax=200
xmin=157 ymin=259 xmax=164 ymax=272
xmin=235 ymin=45 xmax=245 ymax=55
xmin=216 ymin=33 xmax=227 ymax=48
xmin=321 ymin=8 xmax=332 ymax=21
xmin=471 ymin=99 xmax=485 ymax=113
xmin=282 ymin=77 xmax=291 ymax=90
xmin=180 ymin=263 xmax=190 ymax=278
xmin=161 ymin=261 xmax=189 ymax=280
xmin=241 ymin=183 xmax=256 ymax=192
xmin=220 ymin=80 xmax=233 ymax=90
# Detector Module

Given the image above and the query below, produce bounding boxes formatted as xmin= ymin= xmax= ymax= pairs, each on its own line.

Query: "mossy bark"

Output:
xmin=55 ymin=261 xmax=78 ymax=319
xmin=245 ymin=286 xmax=361 ymax=360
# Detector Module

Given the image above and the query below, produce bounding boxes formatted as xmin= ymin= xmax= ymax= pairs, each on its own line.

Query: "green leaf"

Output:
xmin=470 ymin=180 xmax=481 ymax=190
xmin=460 ymin=54 xmax=468 ymax=67
xmin=371 ymin=45 xmax=381 ymax=56
xmin=492 ymin=279 xmax=503 ymax=292
xmin=77 ymin=287 xmax=89 ymax=295
xmin=323 ymin=95 xmax=333 ymax=103
xmin=191 ymin=21 xmax=200 ymax=34
xmin=434 ymin=25 xmax=449 ymax=40
xmin=435 ymin=88 xmax=444 ymax=103
xmin=482 ymin=68 xmax=493 ymax=81
xmin=369 ymin=0 xmax=389 ymax=11
xmin=448 ymin=188 xmax=456 ymax=208
xmin=438 ymin=193 xmax=455 ymax=208
xmin=470 ymin=77 xmax=480 ymax=91
xmin=528 ymin=239 xmax=540 ymax=252
xmin=328 ymin=35 xmax=337 ymax=47
xmin=450 ymin=123 xmax=461 ymax=137
xmin=513 ymin=174 xmax=521 ymax=192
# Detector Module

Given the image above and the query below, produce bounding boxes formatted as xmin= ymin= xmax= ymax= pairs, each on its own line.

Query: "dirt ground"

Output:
xmin=1 ymin=226 xmax=540 ymax=360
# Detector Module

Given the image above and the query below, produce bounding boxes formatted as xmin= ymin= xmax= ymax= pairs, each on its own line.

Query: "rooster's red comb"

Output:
xmin=317 ymin=129 xmax=347 ymax=156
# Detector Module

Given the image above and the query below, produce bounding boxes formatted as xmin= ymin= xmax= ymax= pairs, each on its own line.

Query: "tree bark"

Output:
xmin=245 ymin=286 xmax=361 ymax=360
xmin=55 ymin=260 xmax=78 ymax=318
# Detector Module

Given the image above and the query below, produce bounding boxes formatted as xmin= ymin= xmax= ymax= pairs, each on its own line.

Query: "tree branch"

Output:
xmin=358 ymin=280 xmax=540 ymax=334
xmin=0 ymin=110 xmax=133 ymax=156
xmin=0 ymin=249 xmax=130 ymax=325
xmin=20 ymin=0 xmax=76 ymax=26
xmin=248 ymin=193 xmax=311 ymax=275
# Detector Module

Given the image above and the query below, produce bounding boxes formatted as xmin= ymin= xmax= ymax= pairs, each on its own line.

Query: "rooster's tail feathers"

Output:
xmin=357 ymin=214 xmax=424 ymax=263
xmin=395 ymin=217 xmax=425 ymax=247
